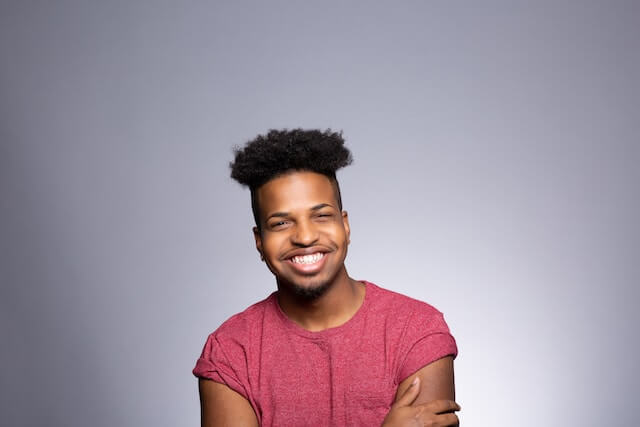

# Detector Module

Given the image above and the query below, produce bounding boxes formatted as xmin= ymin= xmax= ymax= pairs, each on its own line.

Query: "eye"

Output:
xmin=269 ymin=220 xmax=290 ymax=229
xmin=315 ymin=213 xmax=333 ymax=221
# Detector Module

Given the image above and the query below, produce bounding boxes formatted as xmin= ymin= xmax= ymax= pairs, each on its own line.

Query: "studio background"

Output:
xmin=1 ymin=1 xmax=638 ymax=426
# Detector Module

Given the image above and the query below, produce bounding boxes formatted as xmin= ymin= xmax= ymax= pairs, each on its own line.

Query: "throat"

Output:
xmin=276 ymin=277 xmax=365 ymax=332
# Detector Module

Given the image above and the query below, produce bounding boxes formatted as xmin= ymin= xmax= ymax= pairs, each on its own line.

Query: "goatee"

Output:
xmin=283 ymin=280 xmax=332 ymax=301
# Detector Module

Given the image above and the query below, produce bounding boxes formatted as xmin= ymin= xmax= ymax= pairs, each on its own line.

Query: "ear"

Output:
xmin=342 ymin=211 xmax=351 ymax=244
xmin=253 ymin=226 xmax=264 ymax=261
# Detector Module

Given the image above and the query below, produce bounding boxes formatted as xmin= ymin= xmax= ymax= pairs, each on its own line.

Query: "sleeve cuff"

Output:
xmin=193 ymin=357 xmax=249 ymax=401
xmin=398 ymin=332 xmax=458 ymax=383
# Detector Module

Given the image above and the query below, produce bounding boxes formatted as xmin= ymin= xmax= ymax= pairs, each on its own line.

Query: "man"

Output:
xmin=194 ymin=129 xmax=460 ymax=426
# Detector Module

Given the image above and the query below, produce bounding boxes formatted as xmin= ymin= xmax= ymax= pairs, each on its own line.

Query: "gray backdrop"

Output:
xmin=1 ymin=1 xmax=638 ymax=426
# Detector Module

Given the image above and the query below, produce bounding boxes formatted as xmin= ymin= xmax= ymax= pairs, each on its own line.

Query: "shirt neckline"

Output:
xmin=270 ymin=280 xmax=374 ymax=340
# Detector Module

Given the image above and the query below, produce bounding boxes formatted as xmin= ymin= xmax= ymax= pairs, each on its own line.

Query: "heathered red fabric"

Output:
xmin=193 ymin=281 xmax=457 ymax=426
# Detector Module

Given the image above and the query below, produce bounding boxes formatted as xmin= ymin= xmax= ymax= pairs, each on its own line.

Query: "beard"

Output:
xmin=277 ymin=275 xmax=335 ymax=301
xmin=289 ymin=280 xmax=332 ymax=300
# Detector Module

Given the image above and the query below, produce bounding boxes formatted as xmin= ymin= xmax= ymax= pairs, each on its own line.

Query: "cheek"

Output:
xmin=331 ymin=229 xmax=349 ymax=247
xmin=263 ymin=237 xmax=286 ymax=258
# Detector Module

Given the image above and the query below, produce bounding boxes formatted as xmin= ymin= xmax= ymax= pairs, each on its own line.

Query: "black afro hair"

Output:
xmin=230 ymin=128 xmax=354 ymax=228
xmin=230 ymin=128 xmax=353 ymax=189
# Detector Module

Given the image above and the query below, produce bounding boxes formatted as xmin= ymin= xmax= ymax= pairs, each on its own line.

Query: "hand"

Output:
xmin=381 ymin=378 xmax=460 ymax=427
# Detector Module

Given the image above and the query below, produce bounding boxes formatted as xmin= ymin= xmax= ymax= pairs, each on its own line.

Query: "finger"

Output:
xmin=394 ymin=377 xmax=421 ymax=407
xmin=436 ymin=412 xmax=460 ymax=426
xmin=422 ymin=399 xmax=461 ymax=414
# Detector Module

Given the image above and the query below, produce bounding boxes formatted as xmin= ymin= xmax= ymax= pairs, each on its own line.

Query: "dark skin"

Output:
xmin=199 ymin=171 xmax=460 ymax=426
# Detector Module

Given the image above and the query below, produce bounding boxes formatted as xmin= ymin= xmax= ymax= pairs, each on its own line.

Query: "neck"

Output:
xmin=276 ymin=268 xmax=365 ymax=332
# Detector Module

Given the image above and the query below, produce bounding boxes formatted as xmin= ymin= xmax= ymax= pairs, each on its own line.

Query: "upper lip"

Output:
xmin=283 ymin=246 xmax=330 ymax=260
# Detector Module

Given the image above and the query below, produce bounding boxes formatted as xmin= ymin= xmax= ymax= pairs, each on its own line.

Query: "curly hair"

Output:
xmin=230 ymin=128 xmax=353 ymax=228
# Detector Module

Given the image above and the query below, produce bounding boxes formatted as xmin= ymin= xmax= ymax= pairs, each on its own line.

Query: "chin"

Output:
xmin=286 ymin=279 xmax=333 ymax=300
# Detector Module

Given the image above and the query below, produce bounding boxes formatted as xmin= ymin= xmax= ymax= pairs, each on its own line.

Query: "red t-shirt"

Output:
xmin=193 ymin=281 xmax=457 ymax=426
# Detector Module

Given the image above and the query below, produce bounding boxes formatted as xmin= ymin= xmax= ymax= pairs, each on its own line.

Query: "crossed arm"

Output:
xmin=199 ymin=379 xmax=258 ymax=427
xmin=383 ymin=356 xmax=459 ymax=426
xmin=198 ymin=356 xmax=458 ymax=427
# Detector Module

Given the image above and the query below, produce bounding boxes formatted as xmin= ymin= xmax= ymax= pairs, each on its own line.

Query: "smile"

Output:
xmin=291 ymin=252 xmax=325 ymax=265
xmin=286 ymin=251 xmax=328 ymax=274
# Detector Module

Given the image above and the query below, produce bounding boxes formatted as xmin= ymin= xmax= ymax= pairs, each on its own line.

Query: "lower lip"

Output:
xmin=286 ymin=253 xmax=328 ymax=274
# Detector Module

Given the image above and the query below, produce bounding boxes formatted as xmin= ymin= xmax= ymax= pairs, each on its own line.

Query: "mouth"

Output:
xmin=290 ymin=252 xmax=325 ymax=264
xmin=285 ymin=251 xmax=328 ymax=274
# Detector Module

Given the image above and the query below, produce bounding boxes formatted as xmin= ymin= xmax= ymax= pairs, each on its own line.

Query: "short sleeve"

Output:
xmin=397 ymin=309 xmax=458 ymax=383
xmin=192 ymin=333 xmax=249 ymax=400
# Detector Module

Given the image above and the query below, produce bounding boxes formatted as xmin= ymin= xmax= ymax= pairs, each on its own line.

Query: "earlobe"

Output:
xmin=253 ymin=226 xmax=264 ymax=260
xmin=342 ymin=211 xmax=351 ymax=244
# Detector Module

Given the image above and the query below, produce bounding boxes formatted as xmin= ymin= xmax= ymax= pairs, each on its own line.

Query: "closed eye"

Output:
xmin=314 ymin=213 xmax=334 ymax=220
xmin=269 ymin=220 xmax=290 ymax=229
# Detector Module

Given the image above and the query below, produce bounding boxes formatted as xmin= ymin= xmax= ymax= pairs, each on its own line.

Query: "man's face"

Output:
xmin=253 ymin=171 xmax=351 ymax=299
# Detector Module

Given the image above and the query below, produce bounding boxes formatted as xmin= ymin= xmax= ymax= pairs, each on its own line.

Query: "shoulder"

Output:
xmin=210 ymin=292 xmax=276 ymax=343
xmin=193 ymin=293 xmax=276 ymax=380
xmin=365 ymin=281 xmax=445 ymax=322
xmin=364 ymin=281 xmax=454 ymax=346
xmin=363 ymin=282 xmax=458 ymax=382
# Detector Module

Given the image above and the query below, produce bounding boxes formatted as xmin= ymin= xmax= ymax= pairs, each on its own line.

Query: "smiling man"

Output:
xmin=193 ymin=129 xmax=460 ymax=426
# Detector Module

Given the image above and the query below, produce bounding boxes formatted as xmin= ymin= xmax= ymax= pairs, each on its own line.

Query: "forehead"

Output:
xmin=256 ymin=171 xmax=337 ymax=214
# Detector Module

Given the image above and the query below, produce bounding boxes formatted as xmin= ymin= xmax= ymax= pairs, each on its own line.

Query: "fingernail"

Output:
xmin=411 ymin=377 xmax=419 ymax=386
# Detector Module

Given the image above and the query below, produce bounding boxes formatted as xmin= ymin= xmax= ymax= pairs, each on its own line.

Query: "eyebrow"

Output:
xmin=266 ymin=203 xmax=334 ymax=220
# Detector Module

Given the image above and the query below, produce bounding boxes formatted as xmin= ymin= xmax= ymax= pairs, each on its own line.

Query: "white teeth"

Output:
xmin=291 ymin=253 xmax=324 ymax=264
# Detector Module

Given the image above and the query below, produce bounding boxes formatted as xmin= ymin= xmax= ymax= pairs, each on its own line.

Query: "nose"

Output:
xmin=291 ymin=219 xmax=319 ymax=246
